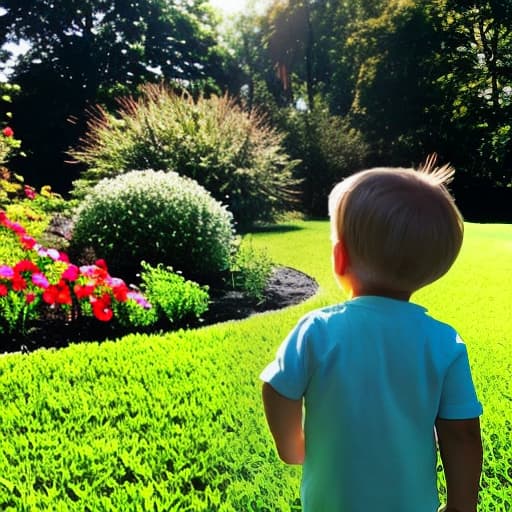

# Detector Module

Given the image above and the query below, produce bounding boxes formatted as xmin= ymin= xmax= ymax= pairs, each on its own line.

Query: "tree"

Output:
xmin=0 ymin=0 xmax=233 ymax=191
xmin=433 ymin=0 xmax=512 ymax=187
xmin=346 ymin=0 xmax=447 ymax=164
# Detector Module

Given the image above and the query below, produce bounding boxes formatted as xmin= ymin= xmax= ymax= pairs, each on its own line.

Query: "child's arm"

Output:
xmin=262 ymin=382 xmax=305 ymax=464
xmin=435 ymin=417 xmax=483 ymax=512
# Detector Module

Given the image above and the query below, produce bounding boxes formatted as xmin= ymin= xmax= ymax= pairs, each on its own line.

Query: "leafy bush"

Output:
xmin=116 ymin=261 xmax=209 ymax=329
xmin=70 ymin=170 xmax=235 ymax=282
xmin=68 ymin=84 xmax=300 ymax=229
xmin=0 ymin=83 xmax=22 ymax=168
xmin=228 ymin=240 xmax=274 ymax=302
xmin=279 ymin=105 xmax=369 ymax=216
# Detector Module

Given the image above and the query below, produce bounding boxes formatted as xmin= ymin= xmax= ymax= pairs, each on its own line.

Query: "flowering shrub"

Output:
xmin=69 ymin=84 xmax=300 ymax=228
xmin=0 ymin=167 xmax=64 ymax=210
xmin=0 ymin=124 xmax=21 ymax=167
xmin=0 ymin=211 xmax=150 ymax=336
xmin=70 ymin=170 xmax=235 ymax=283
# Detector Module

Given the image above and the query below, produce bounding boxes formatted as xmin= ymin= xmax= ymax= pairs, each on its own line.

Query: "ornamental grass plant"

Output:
xmin=68 ymin=84 xmax=301 ymax=229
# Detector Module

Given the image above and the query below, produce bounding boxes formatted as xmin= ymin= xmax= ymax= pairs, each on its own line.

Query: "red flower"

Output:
xmin=25 ymin=293 xmax=36 ymax=304
xmin=91 ymin=294 xmax=113 ymax=322
xmin=112 ymin=284 xmax=128 ymax=302
xmin=73 ymin=283 xmax=95 ymax=299
xmin=95 ymin=259 xmax=108 ymax=271
xmin=109 ymin=278 xmax=129 ymax=302
xmin=2 ymin=126 xmax=14 ymax=137
xmin=0 ymin=284 xmax=8 ymax=296
xmin=20 ymin=235 xmax=37 ymax=250
xmin=12 ymin=274 xmax=27 ymax=291
xmin=42 ymin=281 xmax=72 ymax=305
xmin=14 ymin=260 xmax=39 ymax=274
xmin=42 ymin=286 xmax=58 ymax=305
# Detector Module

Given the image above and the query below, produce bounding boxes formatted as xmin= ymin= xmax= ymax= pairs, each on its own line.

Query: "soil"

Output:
xmin=0 ymin=266 xmax=318 ymax=356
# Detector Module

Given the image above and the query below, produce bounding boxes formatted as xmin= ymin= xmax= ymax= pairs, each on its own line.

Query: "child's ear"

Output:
xmin=333 ymin=241 xmax=349 ymax=276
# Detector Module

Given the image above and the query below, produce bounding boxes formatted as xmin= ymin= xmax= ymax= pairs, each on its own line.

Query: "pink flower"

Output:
xmin=79 ymin=265 xmax=97 ymax=277
xmin=32 ymin=272 xmax=50 ymax=289
xmin=24 ymin=186 xmax=36 ymax=200
xmin=2 ymin=126 xmax=14 ymax=137
xmin=0 ymin=265 xmax=14 ymax=279
xmin=8 ymin=222 xmax=25 ymax=235
xmin=61 ymin=264 xmax=79 ymax=281
xmin=46 ymin=248 xmax=61 ymax=261
xmin=127 ymin=291 xmax=152 ymax=309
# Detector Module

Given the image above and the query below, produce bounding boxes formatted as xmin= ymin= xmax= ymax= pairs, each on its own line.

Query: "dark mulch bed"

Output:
xmin=1 ymin=266 xmax=318 ymax=356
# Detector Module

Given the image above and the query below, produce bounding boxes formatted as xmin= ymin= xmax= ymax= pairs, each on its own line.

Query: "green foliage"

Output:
xmin=228 ymin=240 xmax=273 ymax=302
xmin=119 ymin=261 xmax=209 ymax=328
xmin=0 ymin=290 xmax=29 ymax=336
xmin=69 ymin=84 xmax=300 ymax=228
xmin=0 ymin=0 xmax=235 ymax=192
xmin=0 ymin=82 xmax=22 ymax=167
xmin=70 ymin=169 xmax=235 ymax=282
xmin=279 ymin=105 xmax=369 ymax=216
xmin=0 ymin=221 xmax=509 ymax=510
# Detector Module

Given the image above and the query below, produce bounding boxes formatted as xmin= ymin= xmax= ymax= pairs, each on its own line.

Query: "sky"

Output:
xmin=209 ymin=0 xmax=271 ymax=16
xmin=209 ymin=0 xmax=249 ymax=14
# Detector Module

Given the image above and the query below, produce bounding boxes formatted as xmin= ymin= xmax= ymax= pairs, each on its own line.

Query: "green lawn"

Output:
xmin=0 ymin=221 xmax=510 ymax=510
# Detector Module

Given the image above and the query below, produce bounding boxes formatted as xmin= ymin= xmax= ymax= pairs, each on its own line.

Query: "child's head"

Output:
xmin=328 ymin=162 xmax=464 ymax=294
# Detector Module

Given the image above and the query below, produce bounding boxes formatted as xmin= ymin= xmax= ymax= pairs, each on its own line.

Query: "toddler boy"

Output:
xmin=261 ymin=163 xmax=483 ymax=512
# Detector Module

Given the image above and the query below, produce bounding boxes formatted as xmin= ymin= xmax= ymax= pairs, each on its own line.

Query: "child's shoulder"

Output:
xmin=294 ymin=302 xmax=352 ymax=334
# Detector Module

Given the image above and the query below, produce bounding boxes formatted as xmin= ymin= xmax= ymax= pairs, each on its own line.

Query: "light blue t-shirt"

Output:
xmin=260 ymin=296 xmax=483 ymax=512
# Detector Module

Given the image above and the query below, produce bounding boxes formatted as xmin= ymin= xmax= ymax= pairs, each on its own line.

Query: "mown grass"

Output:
xmin=0 ymin=220 xmax=510 ymax=511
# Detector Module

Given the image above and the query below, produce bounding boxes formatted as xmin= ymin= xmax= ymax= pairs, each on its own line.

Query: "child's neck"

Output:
xmin=350 ymin=285 xmax=412 ymax=302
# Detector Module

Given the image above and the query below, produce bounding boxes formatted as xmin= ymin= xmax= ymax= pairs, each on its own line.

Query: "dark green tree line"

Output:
xmin=0 ymin=0 xmax=234 ymax=191
xmin=232 ymin=0 xmax=511 ymax=219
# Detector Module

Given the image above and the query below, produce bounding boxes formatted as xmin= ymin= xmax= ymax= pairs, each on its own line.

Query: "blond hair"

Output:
xmin=328 ymin=161 xmax=464 ymax=292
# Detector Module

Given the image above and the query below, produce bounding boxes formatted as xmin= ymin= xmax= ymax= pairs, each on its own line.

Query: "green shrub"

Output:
xmin=117 ymin=261 xmax=209 ymax=329
xmin=228 ymin=240 xmax=274 ymax=302
xmin=279 ymin=105 xmax=369 ymax=216
xmin=68 ymin=84 xmax=301 ymax=229
xmin=69 ymin=170 xmax=235 ymax=282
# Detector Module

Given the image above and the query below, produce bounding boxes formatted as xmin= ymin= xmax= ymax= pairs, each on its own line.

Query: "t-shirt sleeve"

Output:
xmin=259 ymin=314 xmax=314 ymax=400
xmin=438 ymin=336 xmax=483 ymax=420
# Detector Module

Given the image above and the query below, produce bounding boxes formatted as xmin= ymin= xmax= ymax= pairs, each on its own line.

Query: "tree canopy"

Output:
xmin=0 ymin=0 xmax=233 ymax=190
xmin=231 ymin=0 xmax=511 ymax=219
xmin=0 ymin=0 xmax=510 ymax=219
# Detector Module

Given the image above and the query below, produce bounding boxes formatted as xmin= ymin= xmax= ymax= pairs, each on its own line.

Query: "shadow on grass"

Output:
xmin=245 ymin=223 xmax=305 ymax=234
